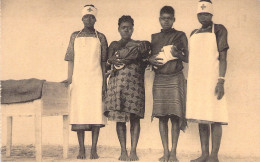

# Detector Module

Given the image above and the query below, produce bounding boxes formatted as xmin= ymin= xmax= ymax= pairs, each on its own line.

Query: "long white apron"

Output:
xmin=186 ymin=25 xmax=228 ymax=124
xmin=70 ymin=31 xmax=107 ymax=125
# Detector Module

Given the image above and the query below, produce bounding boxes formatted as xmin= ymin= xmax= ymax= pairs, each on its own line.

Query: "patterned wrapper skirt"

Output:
xmin=152 ymin=71 xmax=187 ymax=131
xmin=104 ymin=63 xmax=145 ymax=122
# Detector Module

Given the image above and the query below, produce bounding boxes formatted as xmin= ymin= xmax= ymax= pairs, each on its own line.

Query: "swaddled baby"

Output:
xmin=111 ymin=41 xmax=151 ymax=69
xmin=156 ymin=45 xmax=181 ymax=64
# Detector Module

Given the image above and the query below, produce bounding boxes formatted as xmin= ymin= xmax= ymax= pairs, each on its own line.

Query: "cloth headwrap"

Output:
xmin=197 ymin=1 xmax=214 ymax=15
xmin=82 ymin=5 xmax=97 ymax=17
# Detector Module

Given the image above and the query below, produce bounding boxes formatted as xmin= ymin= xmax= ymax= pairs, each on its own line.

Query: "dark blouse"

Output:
xmin=190 ymin=23 xmax=229 ymax=52
xmin=151 ymin=28 xmax=188 ymax=74
xmin=64 ymin=29 xmax=108 ymax=62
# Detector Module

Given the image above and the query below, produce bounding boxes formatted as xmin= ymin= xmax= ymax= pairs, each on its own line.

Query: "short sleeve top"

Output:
xmin=190 ymin=23 xmax=229 ymax=52
xmin=64 ymin=30 xmax=108 ymax=62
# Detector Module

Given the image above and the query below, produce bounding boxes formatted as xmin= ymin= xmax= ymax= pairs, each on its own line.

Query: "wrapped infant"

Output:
xmin=110 ymin=41 xmax=151 ymax=69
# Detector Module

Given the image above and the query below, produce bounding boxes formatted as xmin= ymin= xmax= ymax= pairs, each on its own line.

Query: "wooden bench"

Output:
xmin=1 ymin=82 xmax=70 ymax=162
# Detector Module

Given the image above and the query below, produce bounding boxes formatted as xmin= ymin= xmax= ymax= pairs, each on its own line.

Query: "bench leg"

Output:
xmin=63 ymin=115 xmax=69 ymax=159
xmin=6 ymin=116 xmax=12 ymax=157
xmin=35 ymin=114 xmax=42 ymax=162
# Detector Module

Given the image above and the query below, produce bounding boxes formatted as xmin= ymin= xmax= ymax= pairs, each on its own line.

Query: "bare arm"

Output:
xmin=62 ymin=32 xmax=76 ymax=85
xmin=215 ymin=50 xmax=227 ymax=100
xmin=100 ymin=34 xmax=108 ymax=80
xmin=219 ymin=51 xmax=227 ymax=78
xmin=67 ymin=61 xmax=74 ymax=81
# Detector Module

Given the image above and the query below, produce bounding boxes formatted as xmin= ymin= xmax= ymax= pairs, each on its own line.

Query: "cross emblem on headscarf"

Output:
xmin=87 ymin=8 xmax=93 ymax=12
xmin=201 ymin=4 xmax=206 ymax=10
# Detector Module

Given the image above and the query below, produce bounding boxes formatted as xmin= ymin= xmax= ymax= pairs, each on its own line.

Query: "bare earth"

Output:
xmin=1 ymin=145 xmax=259 ymax=162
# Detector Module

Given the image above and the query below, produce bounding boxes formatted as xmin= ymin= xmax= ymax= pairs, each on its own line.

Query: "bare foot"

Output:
xmin=159 ymin=151 xmax=169 ymax=162
xmin=206 ymin=156 xmax=219 ymax=162
xmin=129 ymin=151 xmax=139 ymax=161
xmin=77 ymin=148 xmax=86 ymax=159
xmin=119 ymin=151 xmax=129 ymax=161
xmin=90 ymin=148 xmax=99 ymax=159
xmin=169 ymin=152 xmax=178 ymax=162
xmin=190 ymin=154 xmax=209 ymax=162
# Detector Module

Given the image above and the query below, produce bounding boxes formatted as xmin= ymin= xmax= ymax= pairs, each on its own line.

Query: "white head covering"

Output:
xmin=197 ymin=1 xmax=214 ymax=15
xmin=82 ymin=5 xmax=97 ymax=18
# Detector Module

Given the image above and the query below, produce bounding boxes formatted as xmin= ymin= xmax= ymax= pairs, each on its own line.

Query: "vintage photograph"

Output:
xmin=1 ymin=0 xmax=260 ymax=161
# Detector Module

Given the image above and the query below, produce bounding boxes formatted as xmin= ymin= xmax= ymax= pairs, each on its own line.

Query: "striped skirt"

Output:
xmin=152 ymin=71 xmax=187 ymax=131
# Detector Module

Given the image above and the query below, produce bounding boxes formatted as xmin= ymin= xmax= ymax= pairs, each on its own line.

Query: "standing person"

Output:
xmin=186 ymin=0 xmax=229 ymax=162
xmin=104 ymin=15 xmax=150 ymax=161
xmin=148 ymin=6 xmax=189 ymax=162
xmin=62 ymin=4 xmax=108 ymax=160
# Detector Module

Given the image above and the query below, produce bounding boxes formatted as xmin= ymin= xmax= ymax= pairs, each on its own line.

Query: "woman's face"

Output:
xmin=82 ymin=15 xmax=96 ymax=28
xmin=197 ymin=13 xmax=213 ymax=26
xmin=159 ymin=13 xmax=175 ymax=30
xmin=118 ymin=22 xmax=134 ymax=40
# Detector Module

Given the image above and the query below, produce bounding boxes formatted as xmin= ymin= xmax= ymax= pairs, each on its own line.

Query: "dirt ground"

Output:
xmin=1 ymin=145 xmax=259 ymax=162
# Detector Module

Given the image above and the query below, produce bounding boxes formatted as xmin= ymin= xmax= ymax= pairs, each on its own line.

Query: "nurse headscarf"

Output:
xmin=197 ymin=0 xmax=214 ymax=15
xmin=82 ymin=4 xmax=98 ymax=18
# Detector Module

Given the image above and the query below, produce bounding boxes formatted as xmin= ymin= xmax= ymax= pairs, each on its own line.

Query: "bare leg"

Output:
xmin=129 ymin=115 xmax=140 ymax=161
xmin=159 ymin=116 xmax=170 ymax=162
xmin=169 ymin=116 xmax=180 ymax=162
xmin=117 ymin=122 xmax=129 ymax=161
xmin=191 ymin=123 xmax=209 ymax=162
xmin=206 ymin=123 xmax=222 ymax=162
xmin=90 ymin=126 xmax=100 ymax=159
xmin=77 ymin=130 xmax=86 ymax=159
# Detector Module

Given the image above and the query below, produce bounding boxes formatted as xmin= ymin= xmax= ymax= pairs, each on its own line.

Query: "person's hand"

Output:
xmin=138 ymin=41 xmax=151 ymax=54
xmin=108 ymin=51 xmax=125 ymax=66
xmin=61 ymin=78 xmax=72 ymax=87
xmin=215 ymin=79 xmax=225 ymax=100
xmin=148 ymin=54 xmax=164 ymax=66
xmin=170 ymin=45 xmax=182 ymax=58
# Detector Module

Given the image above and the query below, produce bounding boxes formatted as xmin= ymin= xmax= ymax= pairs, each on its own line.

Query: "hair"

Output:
xmin=160 ymin=6 xmax=175 ymax=16
xmin=118 ymin=15 xmax=134 ymax=26
xmin=84 ymin=4 xmax=95 ymax=8
xmin=199 ymin=0 xmax=212 ymax=3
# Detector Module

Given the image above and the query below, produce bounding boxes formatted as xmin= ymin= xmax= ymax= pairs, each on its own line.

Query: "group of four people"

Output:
xmin=62 ymin=0 xmax=229 ymax=162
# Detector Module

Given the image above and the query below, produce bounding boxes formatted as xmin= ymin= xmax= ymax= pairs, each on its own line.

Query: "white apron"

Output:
xmin=70 ymin=30 xmax=107 ymax=125
xmin=186 ymin=25 xmax=228 ymax=124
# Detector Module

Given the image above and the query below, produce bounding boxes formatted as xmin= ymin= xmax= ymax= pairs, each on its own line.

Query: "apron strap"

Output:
xmin=194 ymin=23 xmax=215 ymax=35
xmin=194 ymin=29 xmax=199 ymax=34
xmin=75 ymin=29 xmax=99 ymax=39
xmin=76 ymin=29 xmax=83 ymax=38
xmin=95 ymin=30 xmax=100 ymax=40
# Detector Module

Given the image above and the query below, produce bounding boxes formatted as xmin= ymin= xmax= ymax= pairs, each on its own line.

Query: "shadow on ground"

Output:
xmin=1 ymin=145 xmax=259 ymax=162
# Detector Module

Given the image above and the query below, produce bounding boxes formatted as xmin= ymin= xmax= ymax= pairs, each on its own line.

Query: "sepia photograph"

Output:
xmin=1 ymin=0 xmax=260 ymax=161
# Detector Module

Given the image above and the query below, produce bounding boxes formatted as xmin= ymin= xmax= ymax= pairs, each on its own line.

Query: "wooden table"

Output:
xmin=1 ymin=82 xmax=70 ymax=162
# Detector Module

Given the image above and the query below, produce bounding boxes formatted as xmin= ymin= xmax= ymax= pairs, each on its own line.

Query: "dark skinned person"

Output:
xmin=148 ymin=6 xmax=189 ymax=162
xmin=186 ymin=1 xmax=229 ymax=162
xmin=104 ymin=15 xmax=150 ymax=161
xmin=62 ymin=4 xmax=108 ymax=160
